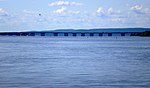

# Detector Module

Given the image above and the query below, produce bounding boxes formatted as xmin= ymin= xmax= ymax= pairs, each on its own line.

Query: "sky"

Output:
xmin=0 ymin=0 xmax=150 ymax=32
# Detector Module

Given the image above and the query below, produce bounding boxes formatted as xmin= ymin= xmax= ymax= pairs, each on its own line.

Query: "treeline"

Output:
xmin=141 ymin=31 xmax=150 ymax=36
xmin=130 ymin=31 xmax=150 ymax=36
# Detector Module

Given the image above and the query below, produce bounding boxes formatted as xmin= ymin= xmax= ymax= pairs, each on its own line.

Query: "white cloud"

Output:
xmin=96 ymin=7 xmax=122 ymax=18
xmin=107 ymin=8 xmax=113 ymax=14
xmin=130 ymin=5 xmax=143 ymax=14
xmin=130 ymin=5 xmax=150 ymax=14
xmin=52 ymin=6 xmax=80 ymax=15
xmin=95 ymin=7 xmax=126 ymax=24
xmin=130 ymin=5 xmax=142 ymax=11
xmin=49 ymin=1 xmax=82 ymax=6
xmin=53 ymin=7 xmax=66 ymax=14
xmin=0 ymin=8 xmax=5 ymax=14
xmin=96 ymin=7 xmax=104 ymax=14
xmin=108 ymin=8 xmax=121 ymax=15
xmin=96 ymin=7 xmax=105 ymax=17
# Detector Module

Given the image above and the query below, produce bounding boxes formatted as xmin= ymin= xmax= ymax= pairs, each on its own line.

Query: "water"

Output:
xmin=0 ymin=36 xmax=150 ymax=88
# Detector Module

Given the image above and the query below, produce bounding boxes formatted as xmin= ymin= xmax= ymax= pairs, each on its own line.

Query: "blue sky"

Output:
xmin=0 ymin=0 xmax=150 ymax=31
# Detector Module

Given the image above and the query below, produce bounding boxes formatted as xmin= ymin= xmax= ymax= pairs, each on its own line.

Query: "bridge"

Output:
xmin=0 ymin=28 xmax=149 ymax=37
xmin=0 ymin=32 xmax=142 ymax=37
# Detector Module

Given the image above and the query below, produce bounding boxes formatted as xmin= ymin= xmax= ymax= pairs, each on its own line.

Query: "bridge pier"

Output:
xmin=121 ymin=33 xmax=125 ymax=36
xmin=41 ymin=33 xmax=45 ymax=36
xmin=29 ymin=33 xmax=35 ymax=36
xmin=54 ymin=33 xmax=58 ymax=36
xmin=108 ymin=33 xmax=112 ymax=36
xmin=72 ymin=33 xmax=77 ymax=36
xmin=64 ymin=33 xmax=69 ymax=36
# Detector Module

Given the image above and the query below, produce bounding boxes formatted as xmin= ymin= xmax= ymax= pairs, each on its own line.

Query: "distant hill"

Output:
xmin=31 ymin=28 xmax=150 ymax=33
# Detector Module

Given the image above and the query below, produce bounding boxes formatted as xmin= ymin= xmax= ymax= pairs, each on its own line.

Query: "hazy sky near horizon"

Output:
xmin=0 ymin=0 xmax=150 ymax=31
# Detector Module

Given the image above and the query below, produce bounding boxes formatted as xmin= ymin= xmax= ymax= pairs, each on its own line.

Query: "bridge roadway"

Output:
xmin=0 ymin=32 xmax=142 ymax=37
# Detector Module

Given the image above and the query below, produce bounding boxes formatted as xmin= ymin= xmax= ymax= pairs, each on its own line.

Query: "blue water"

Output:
xmin=0 ymin=36 xmax=150 ymax=88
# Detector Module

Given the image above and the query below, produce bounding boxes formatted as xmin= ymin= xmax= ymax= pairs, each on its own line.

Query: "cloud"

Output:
xmin=96 ymin=7 xmax=122 ymax=18
xmin=52 ymin=6 xmax=80 ymax=16
xmin=0 ymin=8 xmax=9 ymax=17
xmin=130 ymin=5 xmax=150 ymax=14
xmin=53 ymin=7 xmax=66 ymax=14
xmin=130 ymin=5 xmax=142 ymax=10
xmin=0 ymin=9 xmax=50 ymax=32
xmin=1 ymin=3 xmax=150 ymax=31
xmin=96 ymin=7 xmax=105 ymax=14
xmin=0 ymin=8 xmax=5 ymax=14
xmin=96 ymin=7 xmax=113 ymax=17
xmin=49 ymin=1 xmax=82 ymax=6
xmin=95 ymin=7 xmax=127 ymax=24
xmin=107 ymin=8 xmax=121 ymax=15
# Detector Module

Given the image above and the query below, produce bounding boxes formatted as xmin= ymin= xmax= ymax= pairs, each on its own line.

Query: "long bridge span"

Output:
xmin=0 ymin=28 xmax=149 ymax=37
xmin=0 ymin=32 xmax=142 ymax=37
